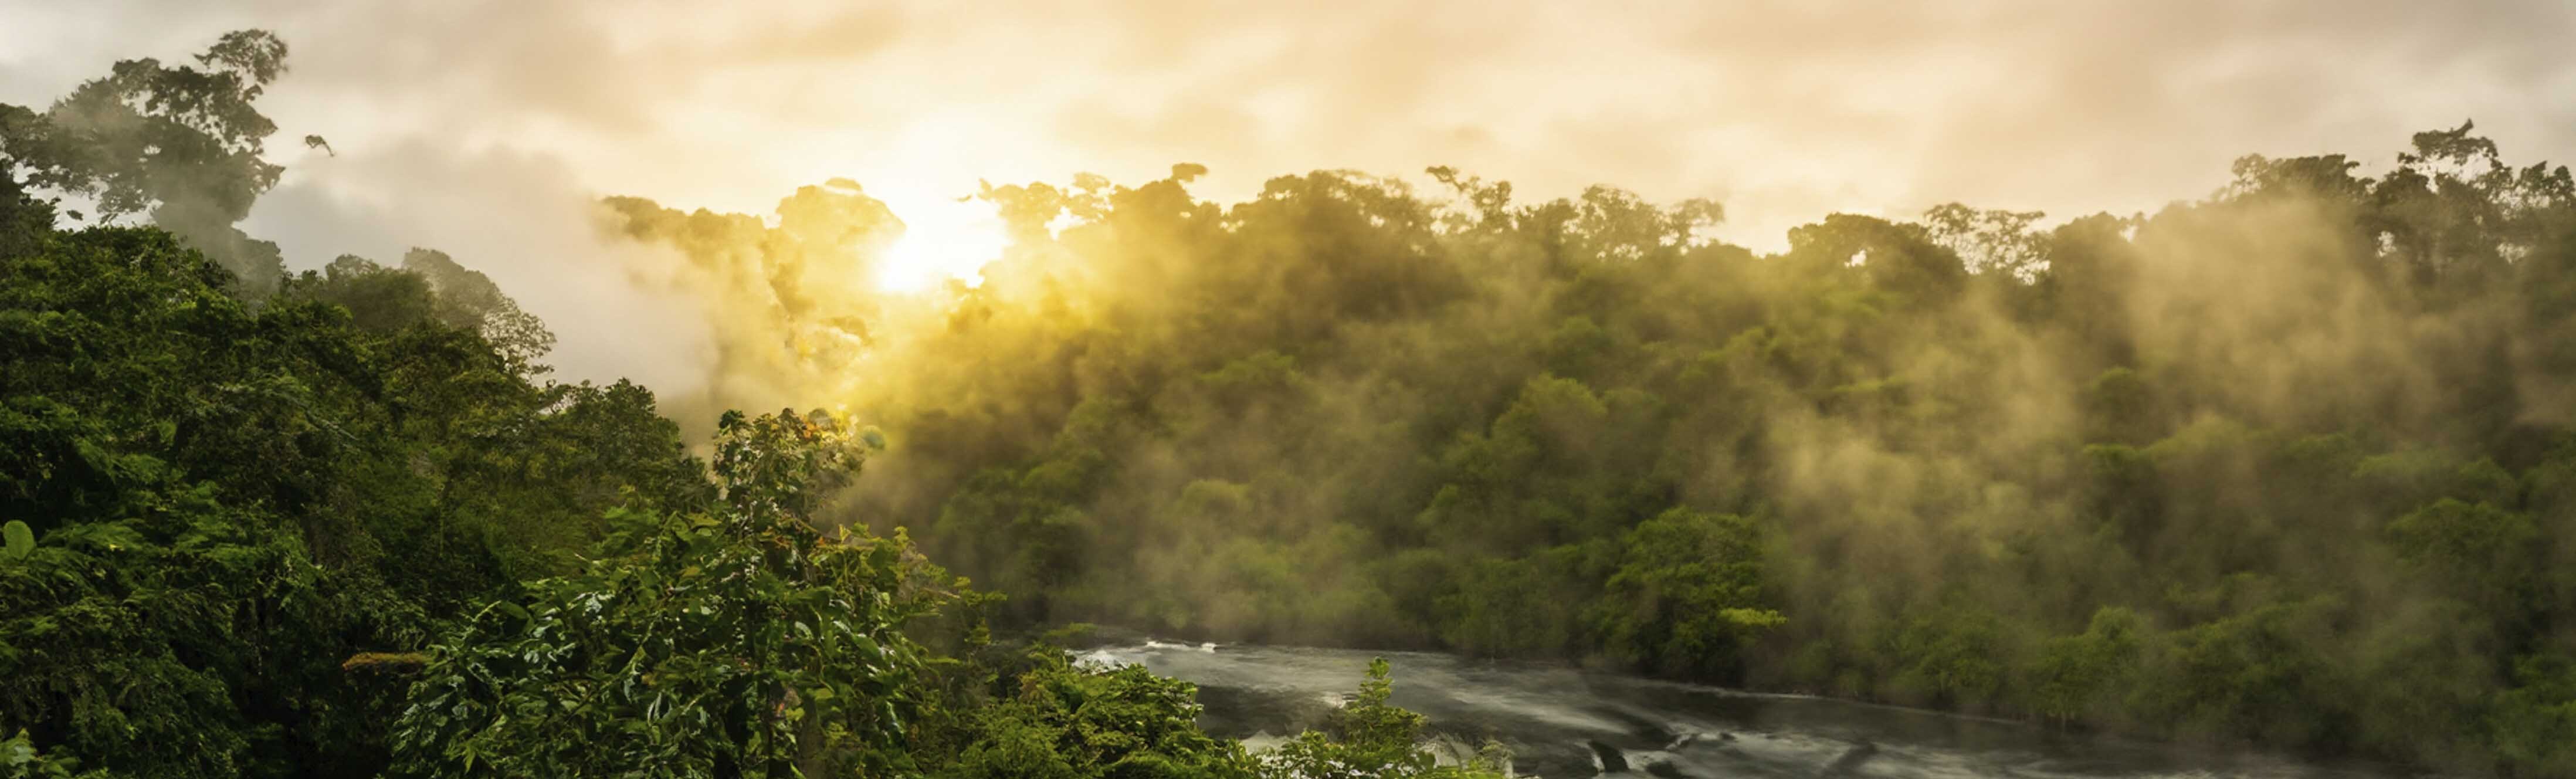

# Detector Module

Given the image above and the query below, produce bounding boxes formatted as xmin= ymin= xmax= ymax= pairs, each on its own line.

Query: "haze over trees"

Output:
xmin=10 ymin=26 xmax=2576 ymax=778
xmin=0 ymin=31 xmax=1492 ymax=779
xmin=611 ymin=126 xmax=2576 ymax=773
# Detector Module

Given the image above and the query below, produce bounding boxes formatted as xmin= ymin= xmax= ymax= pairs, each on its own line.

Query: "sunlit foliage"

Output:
xmin=16 ymin=25 xmax=2576 ymax=778
xmin=604 ymin=111 xmax=2576 ymax=773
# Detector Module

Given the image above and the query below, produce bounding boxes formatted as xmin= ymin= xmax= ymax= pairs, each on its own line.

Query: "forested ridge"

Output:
xmin=0 ymin=32 xmax=1501 ymax=779
xmin=11 ymin=29 xmax=2576 ymax=778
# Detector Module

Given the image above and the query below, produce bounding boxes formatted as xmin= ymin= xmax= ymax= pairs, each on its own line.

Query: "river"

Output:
xmin=1080 ymin=641 xmax=2424 ymax=778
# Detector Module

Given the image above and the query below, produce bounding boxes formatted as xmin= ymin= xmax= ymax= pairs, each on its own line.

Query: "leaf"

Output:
xmin=2 ymin=520 xmax=30 ymax=559
xmin=492 ymin=601 xmax=531 ymax=622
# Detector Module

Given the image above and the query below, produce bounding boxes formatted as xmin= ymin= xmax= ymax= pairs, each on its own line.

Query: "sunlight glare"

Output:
xmin=875 ymin=191 xmax=1007 ymax=293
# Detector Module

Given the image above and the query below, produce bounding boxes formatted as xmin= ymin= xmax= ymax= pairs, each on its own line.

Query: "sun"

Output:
xmin=874 ymin=192 xmax=1009 ymax=293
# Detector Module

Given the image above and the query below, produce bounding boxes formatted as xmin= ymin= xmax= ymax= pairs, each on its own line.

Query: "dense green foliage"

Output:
xmin=937 ymin=658 xmax=1259 ymax=779
xmin=0 ymin=198 xmax=789 ymax=771
xmin=19 ymin=25 xmax=2576 ymax=778
xmin=0 ymin=32 xmax=1503 ymax=778
xmin=606 ymin=123 xmax=2576 ymax=772
xmin=384 ymin=412 xmax=930 ymax=778
xmin=0 ymin=221 xmax=698 ymax=777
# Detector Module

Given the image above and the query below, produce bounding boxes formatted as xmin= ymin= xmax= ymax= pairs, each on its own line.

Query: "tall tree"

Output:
xmin=0 ymin=30 xmax=299 ymax=296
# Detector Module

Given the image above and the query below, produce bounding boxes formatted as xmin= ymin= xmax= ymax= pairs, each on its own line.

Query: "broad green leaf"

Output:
xmin=2 ymin=521 xmax=30 ymax=559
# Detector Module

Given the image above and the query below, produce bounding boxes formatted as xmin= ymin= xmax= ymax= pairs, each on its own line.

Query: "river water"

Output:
xmin=1080 ymin=641 xmax=2423 ymax=778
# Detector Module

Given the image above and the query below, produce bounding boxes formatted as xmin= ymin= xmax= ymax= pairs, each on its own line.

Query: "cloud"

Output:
xmin=7 ymin=0 xmax=2575 ymax=385
xmin=243 ymin=139 xmax=717 ymax=393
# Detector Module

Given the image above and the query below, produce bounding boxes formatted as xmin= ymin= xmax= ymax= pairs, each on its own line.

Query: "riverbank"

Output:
xmin=1080 ymin=639 xmax=2431 ymax=778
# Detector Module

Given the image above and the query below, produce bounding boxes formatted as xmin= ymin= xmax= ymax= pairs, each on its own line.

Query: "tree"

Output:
xmin=403 ymin=248 xmax=558 ymax=370
xmin=1589 ymin=508 xmax=1783 ymax=680
xmin=0 ymin=30 xmax=300 ymax=296
xmin=1260 ymin=659 xmax=1506 ymax=779
xmin=937 ymin=656 xmax=1258 ymax=779
xmin=386 ymin=410 xmax=946 ymax=778
xmin=0 ymin=226 xmax=422 ymax=778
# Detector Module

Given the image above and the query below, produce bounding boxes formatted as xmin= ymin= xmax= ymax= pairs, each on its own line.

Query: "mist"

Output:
xmin=13 ymin=5 xmax=2576 ymax=775
xmin=11 ymin=0 xmax=2576 ymax=323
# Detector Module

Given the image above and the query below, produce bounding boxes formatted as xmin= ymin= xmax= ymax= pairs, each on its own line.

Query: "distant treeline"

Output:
xmin=10 ymin=25 xmax=2576 ymax=778
xmin=614 ymin=117 xmax=2576 ymax=775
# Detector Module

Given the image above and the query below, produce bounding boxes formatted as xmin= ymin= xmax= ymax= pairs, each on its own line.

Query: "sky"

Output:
xmin=5 ymin=0 xmax=2574 ymax=386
